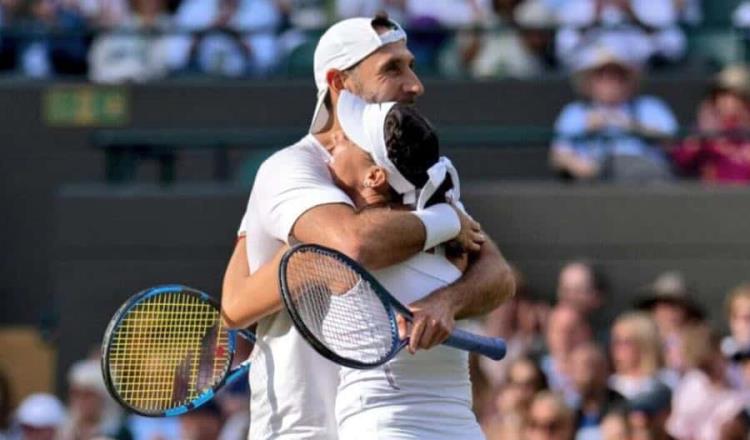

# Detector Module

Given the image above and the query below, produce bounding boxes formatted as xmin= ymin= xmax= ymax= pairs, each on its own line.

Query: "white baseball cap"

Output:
xmin=16 ymin=393 xmax=67 ymax=428
xmin=310 ymin=16 xmax=407 ymax=134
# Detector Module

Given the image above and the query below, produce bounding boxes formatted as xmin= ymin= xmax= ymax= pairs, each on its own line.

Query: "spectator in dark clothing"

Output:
xmin=570 ymin=342 xmax=626 ymax=438
xmin=20 ymin=0 xmax=89 ymax=77
xmin=0 ymin=0 xmax=22 ymax=71
xmin=626 ymin=381 xmax=672 ymax=440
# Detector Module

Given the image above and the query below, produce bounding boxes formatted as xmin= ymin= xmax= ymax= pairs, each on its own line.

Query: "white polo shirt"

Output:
xmin=237 ymin=134 xmax=354 ymax=440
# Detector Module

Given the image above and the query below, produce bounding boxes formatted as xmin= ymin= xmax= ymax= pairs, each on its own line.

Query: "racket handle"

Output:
xmin=443 ymin=329 xmax=507 ymax=360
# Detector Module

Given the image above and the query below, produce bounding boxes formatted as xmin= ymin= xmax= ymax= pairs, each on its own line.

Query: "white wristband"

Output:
xmin=412 ymin=203 xmax=461 ymax=251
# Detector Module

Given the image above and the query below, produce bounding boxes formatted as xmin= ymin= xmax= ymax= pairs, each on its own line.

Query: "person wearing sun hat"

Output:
xmin=672 ymin=64 xmax=750 ymax=182
xmin=13 ymin=393 xmax=67 ymax=440
xmin=550 ymin=40 xmax=678 ymax=182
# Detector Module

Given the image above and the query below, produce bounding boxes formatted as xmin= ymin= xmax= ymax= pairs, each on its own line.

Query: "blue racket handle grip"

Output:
xmin=443 ymin=329 xmax=507 ymax=360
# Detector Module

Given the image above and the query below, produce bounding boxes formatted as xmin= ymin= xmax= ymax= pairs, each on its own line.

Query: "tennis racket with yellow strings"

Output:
xmin=101 ymin=285 xmax=255 ymax=417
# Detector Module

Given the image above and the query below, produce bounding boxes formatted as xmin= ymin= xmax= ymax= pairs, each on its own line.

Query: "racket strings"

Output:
xmin=286 ymin=250 xmax=396 ymax=365
xmin=107 ymin=291 xmax=232 ymax=413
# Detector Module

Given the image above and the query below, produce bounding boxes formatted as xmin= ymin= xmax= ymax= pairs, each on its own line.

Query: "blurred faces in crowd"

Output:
xmin=556 ymin=260 xmax=604 ymax=317
xmin=524 ymin=392 xmax=575 ymax=440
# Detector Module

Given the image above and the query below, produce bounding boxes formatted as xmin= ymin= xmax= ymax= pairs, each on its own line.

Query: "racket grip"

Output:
xmin=443 ymin=329 xmax=507 ymax=360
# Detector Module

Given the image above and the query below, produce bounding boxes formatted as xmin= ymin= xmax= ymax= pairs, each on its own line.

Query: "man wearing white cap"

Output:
xmin=13 ymin=393 xmax=66 ymax=440
xmin=222 ymin=14 xmax=514 ymax=440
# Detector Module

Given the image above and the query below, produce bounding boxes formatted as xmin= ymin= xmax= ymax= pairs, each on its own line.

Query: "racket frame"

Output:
xmin=101 ymin=284 xmax=254 ymax=417
xmin=279 ymin=244 xmax=408 ymax=370
xmin=279 ymin=244 xmax=507 ymax=369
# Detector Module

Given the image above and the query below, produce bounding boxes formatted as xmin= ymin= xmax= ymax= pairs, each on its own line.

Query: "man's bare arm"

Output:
xmin=292 ymin=203 xmax=482 ymax=270
xmin=405 ymin=237 xmax=516 ymax=352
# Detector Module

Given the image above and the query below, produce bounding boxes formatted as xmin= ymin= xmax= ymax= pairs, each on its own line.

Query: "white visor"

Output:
xmin=337 ymin=90 xmax=462 ymax=208
xmin=337 ymin=90 xmax=417 ymax=202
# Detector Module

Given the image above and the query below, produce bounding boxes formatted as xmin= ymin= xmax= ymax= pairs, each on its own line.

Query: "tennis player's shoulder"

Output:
xmin=258 ymin=135 xmax=328 ymax=174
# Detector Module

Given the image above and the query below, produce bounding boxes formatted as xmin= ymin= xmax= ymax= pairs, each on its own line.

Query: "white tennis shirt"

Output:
xmin=336 ymin=252 xmax=485 ymax=440
xmin=238 ymin=135 xmax=353 ymax=440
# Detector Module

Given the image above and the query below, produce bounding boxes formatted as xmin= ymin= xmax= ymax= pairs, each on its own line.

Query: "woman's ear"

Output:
xmin=364 ymin=166 xmax=388 ymax=191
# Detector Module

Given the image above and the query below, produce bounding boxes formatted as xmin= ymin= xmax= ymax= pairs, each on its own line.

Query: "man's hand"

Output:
xmin=453 ymin=207 xmax=484 ymax=253
xmin=397 ymin=292 xmax=457 ymax=354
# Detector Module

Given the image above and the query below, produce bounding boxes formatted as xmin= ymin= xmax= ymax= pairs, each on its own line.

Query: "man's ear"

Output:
xmin=327 ymin=69 xmax=347 ymax=94
xmin=365 ymin=166 xmax=388 ymax=191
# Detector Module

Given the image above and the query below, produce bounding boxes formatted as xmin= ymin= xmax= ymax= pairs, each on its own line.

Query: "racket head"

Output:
xmin=101 ymin=285 xmax=238 ymax=417
xmin=279 ymin=244 xmax=405 ymax=369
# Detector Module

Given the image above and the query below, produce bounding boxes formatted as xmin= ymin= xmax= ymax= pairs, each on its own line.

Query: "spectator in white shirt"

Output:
xmin=467 ymin=0 xmax=557 ymax=78
xmin=555 ymin=0 xmax=687 ymax=69
xmin=88 ymin=0 xmax=173 ymax=83
xmin=166 ymin=0 xmax=281 ymax=77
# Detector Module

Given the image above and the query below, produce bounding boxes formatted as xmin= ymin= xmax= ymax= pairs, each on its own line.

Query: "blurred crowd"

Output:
xmin=0 ymin=0 xmax=747 ymax=82
xmin=3 ymin=264 xmax=750 ymax=440
xmin=550 ymin=44 xmax=750 ymax=185
xmin=0 ymin=344 xmax=253 ymax=440
xmin=473 ymin=263 xmax=750 ymax=440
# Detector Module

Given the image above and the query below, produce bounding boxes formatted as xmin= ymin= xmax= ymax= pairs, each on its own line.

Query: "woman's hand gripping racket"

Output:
xmin=279 ymin=244 xmax=507 ymax=370
xmin=101 ymin=285 xmax=255 ymax=417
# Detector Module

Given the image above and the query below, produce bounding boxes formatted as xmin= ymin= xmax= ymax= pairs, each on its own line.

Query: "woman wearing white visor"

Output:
xmin=327 ymin=90 xmax=484 ymax=439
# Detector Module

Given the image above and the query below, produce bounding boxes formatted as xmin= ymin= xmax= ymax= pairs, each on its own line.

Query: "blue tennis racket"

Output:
xmin=101 ymin=285 xmax=255 ymax=417
xmin=279 ymin=244 xmax=507 ymax=370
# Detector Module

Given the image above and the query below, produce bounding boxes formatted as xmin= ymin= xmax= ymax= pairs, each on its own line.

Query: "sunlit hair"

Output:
xmin=725 ymin=282 xmax=750 ymax=319
xmin=680 ymin=324 xmax=720 ymax=373
xmin=611 ymin=311 xmax=663 ymax=375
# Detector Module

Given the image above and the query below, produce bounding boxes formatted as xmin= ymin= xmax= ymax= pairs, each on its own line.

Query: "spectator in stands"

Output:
xmin=541 ymin=304 xmax=592 ymax=406
xmin=625 ymin=381 xmax=672 ymax=440
xmin=479 ymin=267 xmax=548 ymax=386
xmin=19 ymin=0 xmax=90 ymax=77
xmin=635 ymin=271 xmax=704 ymax=387
xmin=451 ymin=0 xmax=557 ymax=79
xmin=666 ymin=325 xmax=746 ymax=440
xmin=482 ymin=357 xmax=548 ymax=440
xmin=550 ymin=42 xmax=678 ymax=182
xmin=57 ymin=359 xmax=131 ymax=440
xmin=336 ymin=0 xmax=407 ymax=25
xmin=722 ymin=283 xmax=750 ymax=389
xmin=180 ymin=401 xmax=223 ymax=440
xmin=556 ymin=260 xmax=605 ymax=320
xmin=569 ymin=342 xmax=626 ymax=438
xmin=599 ymin=410 xmax=630 ymax=440
xmin=20 ymin=0 xmax=88 ymax=77
xmin=636 ymin=271 xmax=703 ymax=341
xmin=608 ymin=312 xmax=667 ymax=399
xmin=88 ymin=0 xmax=173 ymax=83
xmin=0 ymin=0 xmax=22 ymax=71
xmin=523 ymin=391 xmax=576 ymax=440
xmin=405 ymin=0 xmax=485 ymax=71
xmin=65 ymin=0 xmax=130 ymax=29
xmin=672 ymin=65 xmax=750 ymax=183
xmin=555 ymin=0 xmax=687 ymax=69
xmin=166 ymin=0 xmax=282 ymax=77
xmin=11 ymin=393 xmax=66 ymax=440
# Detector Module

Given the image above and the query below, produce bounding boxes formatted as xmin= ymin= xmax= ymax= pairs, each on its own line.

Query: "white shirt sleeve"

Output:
xmin=237 ymin=212 xmax=248 ymax=237
xmin=637 ymin=96 xmax=678 ymax=135
xmin=253 ymin=144 xmax=354 ymax=243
